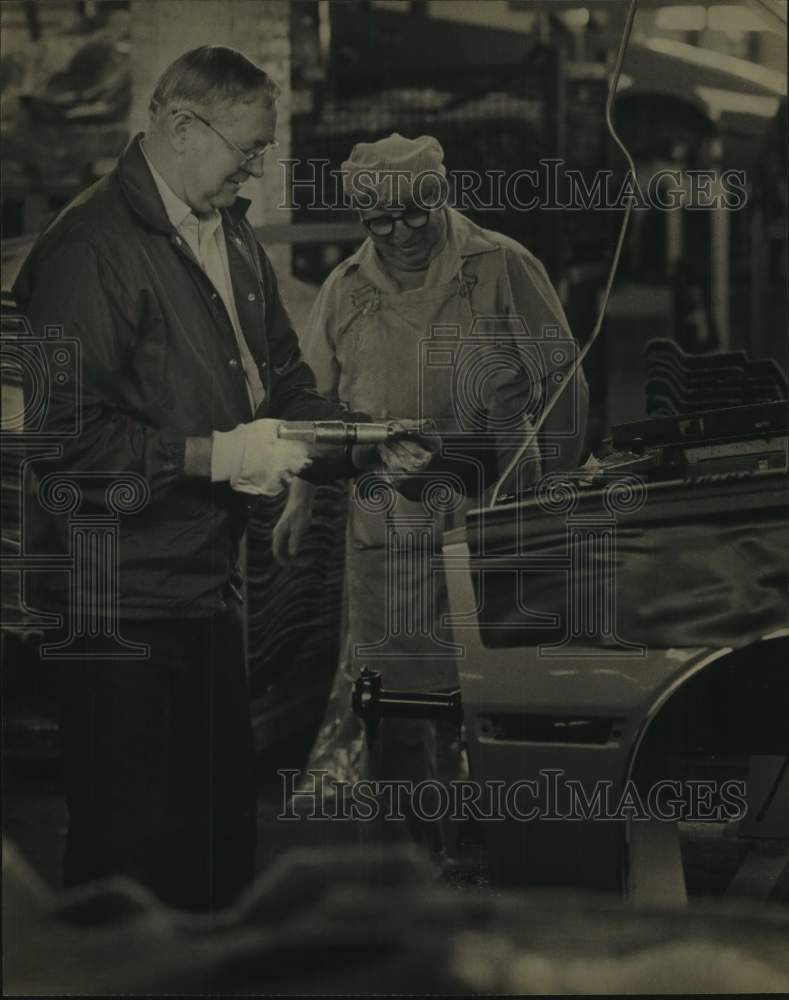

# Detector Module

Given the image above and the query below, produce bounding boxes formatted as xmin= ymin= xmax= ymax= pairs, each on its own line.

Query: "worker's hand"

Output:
xmin=380 ymin=420 xmax=439 ymax=476
xmin=379 ymin=437 xmax=435 ymax=475
xmin=272 ymin=478 xmax=315 ymax=567
xmin=211 ymin=419 xmax=311 ymax=496
xmin=351 ymin=419 xmax=439 ymax=474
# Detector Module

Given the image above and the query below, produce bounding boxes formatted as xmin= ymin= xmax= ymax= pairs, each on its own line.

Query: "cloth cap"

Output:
xmin=342 ymin=133 xmax=446 ymax=208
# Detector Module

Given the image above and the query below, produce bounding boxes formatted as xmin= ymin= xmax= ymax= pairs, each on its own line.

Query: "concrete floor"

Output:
xmin=5 ymin=731 xmax=787 ymax=907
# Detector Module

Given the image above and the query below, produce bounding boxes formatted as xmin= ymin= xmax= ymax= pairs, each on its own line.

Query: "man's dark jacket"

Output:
xmin=13 ymin=136 xmax=363 ymax=619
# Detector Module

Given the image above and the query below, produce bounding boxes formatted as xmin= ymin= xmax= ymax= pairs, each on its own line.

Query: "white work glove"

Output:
xmin=211 ymin=419 xmax=311 ymax=496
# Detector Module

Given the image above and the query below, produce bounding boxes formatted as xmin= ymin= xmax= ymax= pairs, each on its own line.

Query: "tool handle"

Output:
xmin=277 ymin=420 xmax=429 ymax=446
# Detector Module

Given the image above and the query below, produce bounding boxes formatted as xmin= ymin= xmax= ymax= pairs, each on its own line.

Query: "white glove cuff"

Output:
xmin=210 ymin=425 xmax=247 ymax=483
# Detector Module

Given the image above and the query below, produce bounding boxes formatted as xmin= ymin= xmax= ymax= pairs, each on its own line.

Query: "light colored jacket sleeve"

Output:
xmin=300 ymin=268 xmax=343 ymax=401
xmin=500 ymin=240 xmax=590 ymax=471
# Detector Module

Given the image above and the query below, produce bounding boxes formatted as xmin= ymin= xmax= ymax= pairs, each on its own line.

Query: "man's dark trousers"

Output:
xmin=57 ymin=598 xmax=257 ymax=912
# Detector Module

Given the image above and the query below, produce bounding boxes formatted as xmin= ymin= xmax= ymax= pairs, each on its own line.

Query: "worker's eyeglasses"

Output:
xmin=361 ymin=205 xmax=431 ymax=238
xmin=175 ymin=109 xmax=278 ymax=165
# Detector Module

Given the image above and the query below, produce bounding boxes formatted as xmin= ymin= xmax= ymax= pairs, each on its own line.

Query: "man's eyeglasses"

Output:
xmin=175 ymin=109 xmax=278 ymax=165
xmin=361 ymin=205 xmax=431 ymax=238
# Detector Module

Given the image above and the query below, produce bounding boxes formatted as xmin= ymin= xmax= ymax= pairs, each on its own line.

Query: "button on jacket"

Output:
xmin=13 ymin=134 xmax=365 ymax=619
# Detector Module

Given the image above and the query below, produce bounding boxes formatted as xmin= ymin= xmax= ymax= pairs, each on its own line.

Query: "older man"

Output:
xmin=12 ymin=47 xmax=412 ymax=911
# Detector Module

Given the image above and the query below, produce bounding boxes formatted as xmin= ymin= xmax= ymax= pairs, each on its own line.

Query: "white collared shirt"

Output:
xmin=140 ymin=141 xmax=264 ymax=411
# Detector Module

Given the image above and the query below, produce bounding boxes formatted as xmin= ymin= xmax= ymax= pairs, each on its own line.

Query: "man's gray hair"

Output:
xmin=149 ymin=45 xmax=280 ymax=120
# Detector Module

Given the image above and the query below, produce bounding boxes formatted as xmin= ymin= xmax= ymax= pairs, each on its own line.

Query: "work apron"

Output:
xmin=340 ymin=269 xmax=478 ymax=691
xmin=304 ymin=232 xmax=551 ymax=783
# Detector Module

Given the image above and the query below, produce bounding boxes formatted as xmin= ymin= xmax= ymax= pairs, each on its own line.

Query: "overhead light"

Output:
xmin=708 ymin=5 xmax=771 ymax=31
xmin=370 ymin=0 xmax=413 ymax=12
xmin=655 ymin=5 xmax=706 ymax=32
xmin=561 ymin=7 xmax=590 ymax=30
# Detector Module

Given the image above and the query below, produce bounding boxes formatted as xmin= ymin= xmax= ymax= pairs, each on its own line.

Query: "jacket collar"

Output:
xmin=337 ymin=206 xmax=500 ymax=283
xmin=118 ymin=133 xmax=252 ymax=233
